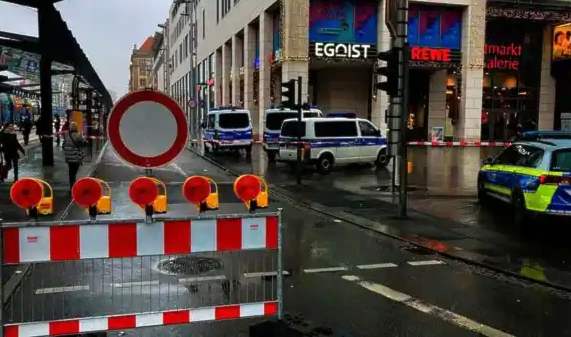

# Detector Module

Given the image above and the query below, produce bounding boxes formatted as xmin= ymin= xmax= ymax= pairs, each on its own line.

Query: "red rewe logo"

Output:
xmin=410 ymin=47 xmax=451 ymax=62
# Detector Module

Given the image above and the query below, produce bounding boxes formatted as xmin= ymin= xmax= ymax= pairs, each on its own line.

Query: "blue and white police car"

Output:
xmin=278 ymin=115 xmax=388 ymax=173
xmin=263 ymin=107 xmax=323 ymax=161
xmin=202 ymin=106 xmax=253 ymax=154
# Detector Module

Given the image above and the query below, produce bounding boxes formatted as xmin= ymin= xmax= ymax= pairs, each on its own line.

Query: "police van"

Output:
xmin=278 ymin=116 xmax=388 ymax=173
xmin=201 ymin=106 xmax=253 ymax=154
xmin=263 ymin=107 xmax=323 ymax=161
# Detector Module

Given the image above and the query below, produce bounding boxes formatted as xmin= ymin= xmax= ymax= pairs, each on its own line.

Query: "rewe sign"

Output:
xmin=314 ymin=43 xmax=372 ymax=59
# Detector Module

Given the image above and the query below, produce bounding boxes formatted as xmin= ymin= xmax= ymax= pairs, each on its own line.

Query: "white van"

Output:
xmin=263 ymin=108 xmax=323 ymax=161
xmin=278 ymin=117 xmax=389 ymax=173
xmin=202 ymin=106 xmax=253 ymax=154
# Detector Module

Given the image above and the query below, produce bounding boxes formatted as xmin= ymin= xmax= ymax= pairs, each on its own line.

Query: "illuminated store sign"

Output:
xmin=410 ymin=47 xmax=451 ymax=62
xmin=485 ymin=43 xmax=522 ymax=70
xmin=313 ymin=42 xmax=372 ymax=59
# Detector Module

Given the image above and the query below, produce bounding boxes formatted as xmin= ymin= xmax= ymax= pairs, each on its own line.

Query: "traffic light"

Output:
xmin=375 ymin=48 xmax=399 ymax=97
xmin=281 ymin=79 xmax=296 ymax=108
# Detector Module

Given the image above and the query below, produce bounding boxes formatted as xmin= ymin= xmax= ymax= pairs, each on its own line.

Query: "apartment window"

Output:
xmin=179 ymin=44 xmax=183 ymax=63
xmin=202 ymin=9 xmax=205 ymax=39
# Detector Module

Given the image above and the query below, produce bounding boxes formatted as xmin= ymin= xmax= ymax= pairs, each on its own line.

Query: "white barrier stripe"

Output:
xmin=356 ymin=263 xmax=398 ymax=269
xmin=407 ymin=260 xmax=445 ymax=266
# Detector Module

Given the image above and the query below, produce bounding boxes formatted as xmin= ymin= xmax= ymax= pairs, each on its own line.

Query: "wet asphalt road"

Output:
xmin=5 ymin=146 xmax=571 ymax=336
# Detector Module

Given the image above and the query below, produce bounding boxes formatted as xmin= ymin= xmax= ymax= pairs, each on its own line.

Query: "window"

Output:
xmin=218 ymin=113 xmax=249 ymax=129
xmin=266 ymin=113 xmax=297 ymax=130
xmin=359 ymin=121 xmax=379 ymax=137
xmin=281 ymin=121 xmax=306 ymax=137
xmin=551 ymin=149 xmax=571 ymax=172
xmin=202 ymin=10 xmax=205 ymax=39
xmin=314 ymin=121 xmax=358 ymax=137
xmin=217 ymin=0 xmax=220 ymax=23
xmin=495 ymin=144 xmax=543 ymax=167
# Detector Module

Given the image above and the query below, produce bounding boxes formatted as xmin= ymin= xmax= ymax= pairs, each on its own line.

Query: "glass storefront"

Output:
xmin=481 ymin=19 xmax=543 ymax=141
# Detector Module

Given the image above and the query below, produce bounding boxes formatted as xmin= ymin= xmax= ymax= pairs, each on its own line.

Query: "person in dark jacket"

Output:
xmin=0 ymin=123 xmax=26 ymax=183
xmin=62 ymin=122 xmax=85 ymax=190
xmin=54 ymin=115 xmax=61 ymax=146
xmin=21 ymin=108 xmax=33 ymax=146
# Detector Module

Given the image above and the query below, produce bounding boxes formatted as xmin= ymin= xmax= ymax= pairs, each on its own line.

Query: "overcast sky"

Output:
xmin=0 ymin=0 xmax=171 ymax=99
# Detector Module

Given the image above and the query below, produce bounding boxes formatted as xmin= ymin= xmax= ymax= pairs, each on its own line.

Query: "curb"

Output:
xmin=3 ymin=141 xmax=109 ymax=304
xmin=186 ymin=145 xmax=571 ymax=294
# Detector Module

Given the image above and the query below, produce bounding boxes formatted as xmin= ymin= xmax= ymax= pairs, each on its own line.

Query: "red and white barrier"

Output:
xmin=3 ymin=216 xmax=278 ymax=264
xmin=5 ymin=301 xmax=277 ymax=337
xmin=407 ymin=141 xmax=511 ymax=147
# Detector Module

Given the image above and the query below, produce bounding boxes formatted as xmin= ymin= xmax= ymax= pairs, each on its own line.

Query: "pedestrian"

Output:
xmin=21 ymin=108 xmax=32 ymax=146
xmin=0 ymin=123 xmax=26 ymax=183
xmin=35 ymin=115 xmax=44 ymax=141
xmin=53 ymin=115 xmax=61 ymax=146
xmin=62 ymin=122 xmax=86 ymax=191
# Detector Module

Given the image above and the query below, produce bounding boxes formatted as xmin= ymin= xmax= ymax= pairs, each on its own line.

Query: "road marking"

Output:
xmin=112 ymin=280 xmax=160 ymax=288
xmin=407 ymin=260 xmax=445 ymax=266
xmin=178 ymin=275 xmax=227 ymax=283
xmin=303 ymin=267 xmax=348 ymax=274
xmin=170 ymin=163 xmax=187 ymax=177
xmin=357 ymin=263 xmax=398 ymax=269
xmin=342 ymin=275 xmax=514 ymax=337
xmin=35 ymin=285 xmax=89 ymax=295
xmin=244 ymin=271 xmax=290 ymax=278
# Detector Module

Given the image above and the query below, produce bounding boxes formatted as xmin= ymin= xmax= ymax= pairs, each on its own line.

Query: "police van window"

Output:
xmin=315 ymin=121 xmax=358 ymax=137
xmin=207 ymin=115 xmax=215 ymax=128
xmin=303 ymin=111 xmax=321 ymax=118
xmin=358 ymin=121 xmax=378 ymax=137
xmin=281 ymin=121 xmax=306 ymax=137
xmin=550 ymin=149 xmax=571 ymax=172
xmin=218 ymin=113 xmax=249 ymax=129
xmin=266 ymin=113 xmax=297 ymax=130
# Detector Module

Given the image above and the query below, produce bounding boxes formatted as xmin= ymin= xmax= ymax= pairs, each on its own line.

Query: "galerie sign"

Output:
xmin=314 ymin=42 xmax=372 ymax=59
xmin=485 ymin=43 xmax=522 ymax=70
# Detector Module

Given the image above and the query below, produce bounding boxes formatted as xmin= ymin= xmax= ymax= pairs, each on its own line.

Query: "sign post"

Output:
xmin=107 ymin=90 xmax=188 ymax=169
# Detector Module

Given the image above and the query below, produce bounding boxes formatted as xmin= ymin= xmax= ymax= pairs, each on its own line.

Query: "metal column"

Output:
xmin=38 ymin=5 xmax=54 ymax=166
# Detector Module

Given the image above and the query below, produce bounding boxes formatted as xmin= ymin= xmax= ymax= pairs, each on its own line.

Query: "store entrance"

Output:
xmin=406 ymin=69 xmax=430 ymax=141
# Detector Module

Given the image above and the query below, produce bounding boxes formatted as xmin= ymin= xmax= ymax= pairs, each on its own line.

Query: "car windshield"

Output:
xmin=551 ymin=149 xmax=571 ymax=172
xmin=218 ymin=113 xmax=249 ymax=129
xmin=281 ymin=121 xmax=306 ymax=137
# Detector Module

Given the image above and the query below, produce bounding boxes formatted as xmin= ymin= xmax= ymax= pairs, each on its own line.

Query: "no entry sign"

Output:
xmin=108 ymin=90 xmax=188 ymax=168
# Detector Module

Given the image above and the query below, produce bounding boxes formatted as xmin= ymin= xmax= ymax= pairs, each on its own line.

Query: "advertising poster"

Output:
xmin=309 ymin=0 xmax=378 ymax=44
xmin=408 ymin=5 xmax=462 ymax=49
xmin=553 ymin=23 xmax=571 ymax=60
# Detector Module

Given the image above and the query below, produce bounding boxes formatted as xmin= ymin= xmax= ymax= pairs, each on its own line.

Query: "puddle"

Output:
xmin=157 ymin=256 xmax=223 ymax=275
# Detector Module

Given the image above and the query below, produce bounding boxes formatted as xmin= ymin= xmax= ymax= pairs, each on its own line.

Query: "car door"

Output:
xmin=334 ymin=121 xmax=359 ymax=163
xmin=358 ymin=120 xmax=380 ymax=161
xmin=486 ymin=145 xmax=523 ymax=196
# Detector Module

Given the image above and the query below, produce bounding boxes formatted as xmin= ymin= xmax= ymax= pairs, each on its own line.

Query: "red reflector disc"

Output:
xmin=183 ymin=176 xmax=211 ymax=204
xmin=129 ymin=177 xmax=159 ymax=205
xmin=234 ymin=175 xmax=262 ymax=201
xmin=10 ymin=178 xmax=43 ymax=209
xmin=72 ymin=178 xmax=103 ymax=208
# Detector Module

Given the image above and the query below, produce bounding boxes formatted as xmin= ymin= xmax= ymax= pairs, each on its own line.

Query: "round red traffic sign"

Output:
xmin=129 ymin=177 xmax=159 ymax=205
xmin=182 ymin=176 xmax=211 ymax=204
xmin=72 ymin=178 xmax=103 ymax=208
xmin=108 ymin=90 xmax=188 ymax=168
xmin=233 ymin=175 xmax=262 ymax=202
xmin=10 ymin=178 xmax=43 ymax=209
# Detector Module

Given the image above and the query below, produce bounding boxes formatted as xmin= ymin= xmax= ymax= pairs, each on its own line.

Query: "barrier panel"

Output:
xmin=3 ymin=174 xmax=283 ymax=337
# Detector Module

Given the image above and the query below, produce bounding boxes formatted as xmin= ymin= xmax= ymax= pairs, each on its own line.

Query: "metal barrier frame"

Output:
xmin=0 ymin=209 xmax=283 ymax=336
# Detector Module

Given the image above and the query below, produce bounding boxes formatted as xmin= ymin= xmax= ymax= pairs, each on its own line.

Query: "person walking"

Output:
xmin=21 ymin=108 xmax=32 ymax=146
xmin=0 ymin=123 xmax=26 ymax=183
xmin=62 ymin=122 xmax=85 ymax=191
xmin=54 ymin=115 xmax=61 ymax=146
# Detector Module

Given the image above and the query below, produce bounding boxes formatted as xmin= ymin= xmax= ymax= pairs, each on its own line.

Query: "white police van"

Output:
xmin=278 ymin=115 xmax=388 ymax=173
xmin=202 ymin=106 xmax=253 ymax=154
xmin=263 ymin=107 xmax=323 ymax=162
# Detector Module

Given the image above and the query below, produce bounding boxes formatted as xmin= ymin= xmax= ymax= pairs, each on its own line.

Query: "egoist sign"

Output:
xmin=314 ymin=42 xmax=372 ymax=59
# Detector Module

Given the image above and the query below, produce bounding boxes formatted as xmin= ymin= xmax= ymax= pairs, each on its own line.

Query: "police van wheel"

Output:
xmin=512 ymin=191 xmax=530 ymax=227
xmin=375 ymin=149 xmax=389 ymax=168
xmin=477 ymin=176 xmax=488 ymax=204
xmin=246 ymin=145 xmax=252 ymax=156
xmin=267 ymin=151 xmax=276 ymax=162
xmin=317 ymin=154 xmax=334 ymax=174
xmin=204 ymin=144 xmax=210 ymax=153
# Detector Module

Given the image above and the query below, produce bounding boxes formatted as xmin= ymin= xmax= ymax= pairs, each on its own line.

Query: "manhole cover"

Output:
xmin=361 ymin=185 xmax=425 ymax=192
xmin=158 ymin=256 xmax=223 ymax=275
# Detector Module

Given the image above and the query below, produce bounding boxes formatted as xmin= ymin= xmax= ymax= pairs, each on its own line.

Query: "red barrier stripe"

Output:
xmin=49 ymin=320 xmax=80 ymax=335
xmin=215 ymin=305 xmax=240 ymax=320
xmin=163 ymin=310 xmax=190 ymax=325
xmin=108 ymin=223 xmax=137 ymax=258
xmin=264 ymin=302 xmax=278 ymax=316
xmin=266 ymin=216 xmax=278 ymax=249
xmin=216 ymin=218 xmax=241 ymax=251
xmin=4 ymin=228 xmax=20 ymax=264
xmin=50 ymin=226 xmax=80 ymax=261
xmin=164 ymin=221 xmax=191 ymax=254
xmin=108 ymin=315 xmax=136 ymax=330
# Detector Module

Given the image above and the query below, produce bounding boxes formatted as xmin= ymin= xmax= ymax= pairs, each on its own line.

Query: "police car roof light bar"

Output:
xmin=326 ymin=112 xmax=357 ymax=118
xmin=521 ymin=130 xmax=571 ymax=141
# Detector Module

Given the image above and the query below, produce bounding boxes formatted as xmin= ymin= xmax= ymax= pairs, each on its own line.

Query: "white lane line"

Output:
xmin=357 ymin=263 xmax=398 ymax=269
xmin=112 ymin=280 xmax=160 ymax=288
xmin=178 ymin=275 xmax=227 ymax=283
xmin=35 ymin=285 xmax=89 ymax=295
xmin=170 ymin=163 xmax=187 ymax=177
xmin=303 ymin=267 xmax=348 ymax=274
xmin=342 ymin=275 xmax=514 ymax=337
xmin=407 ymin=260 xmax=445 ymax=266
xmin=244 ymin=271 xmax=290 ymax=278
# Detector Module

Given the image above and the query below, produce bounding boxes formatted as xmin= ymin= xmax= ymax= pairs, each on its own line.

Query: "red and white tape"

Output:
xmin=407 ymin=141 xmax=510 ymax=147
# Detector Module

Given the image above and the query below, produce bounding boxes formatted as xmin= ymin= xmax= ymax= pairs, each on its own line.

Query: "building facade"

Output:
xmin=165 ymin=0 xmax=571 ymax=141
xmin=128 ymin=37 xmax=155 ymax=92
xmin=150 ymin=31 xmax=167 ymax=92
